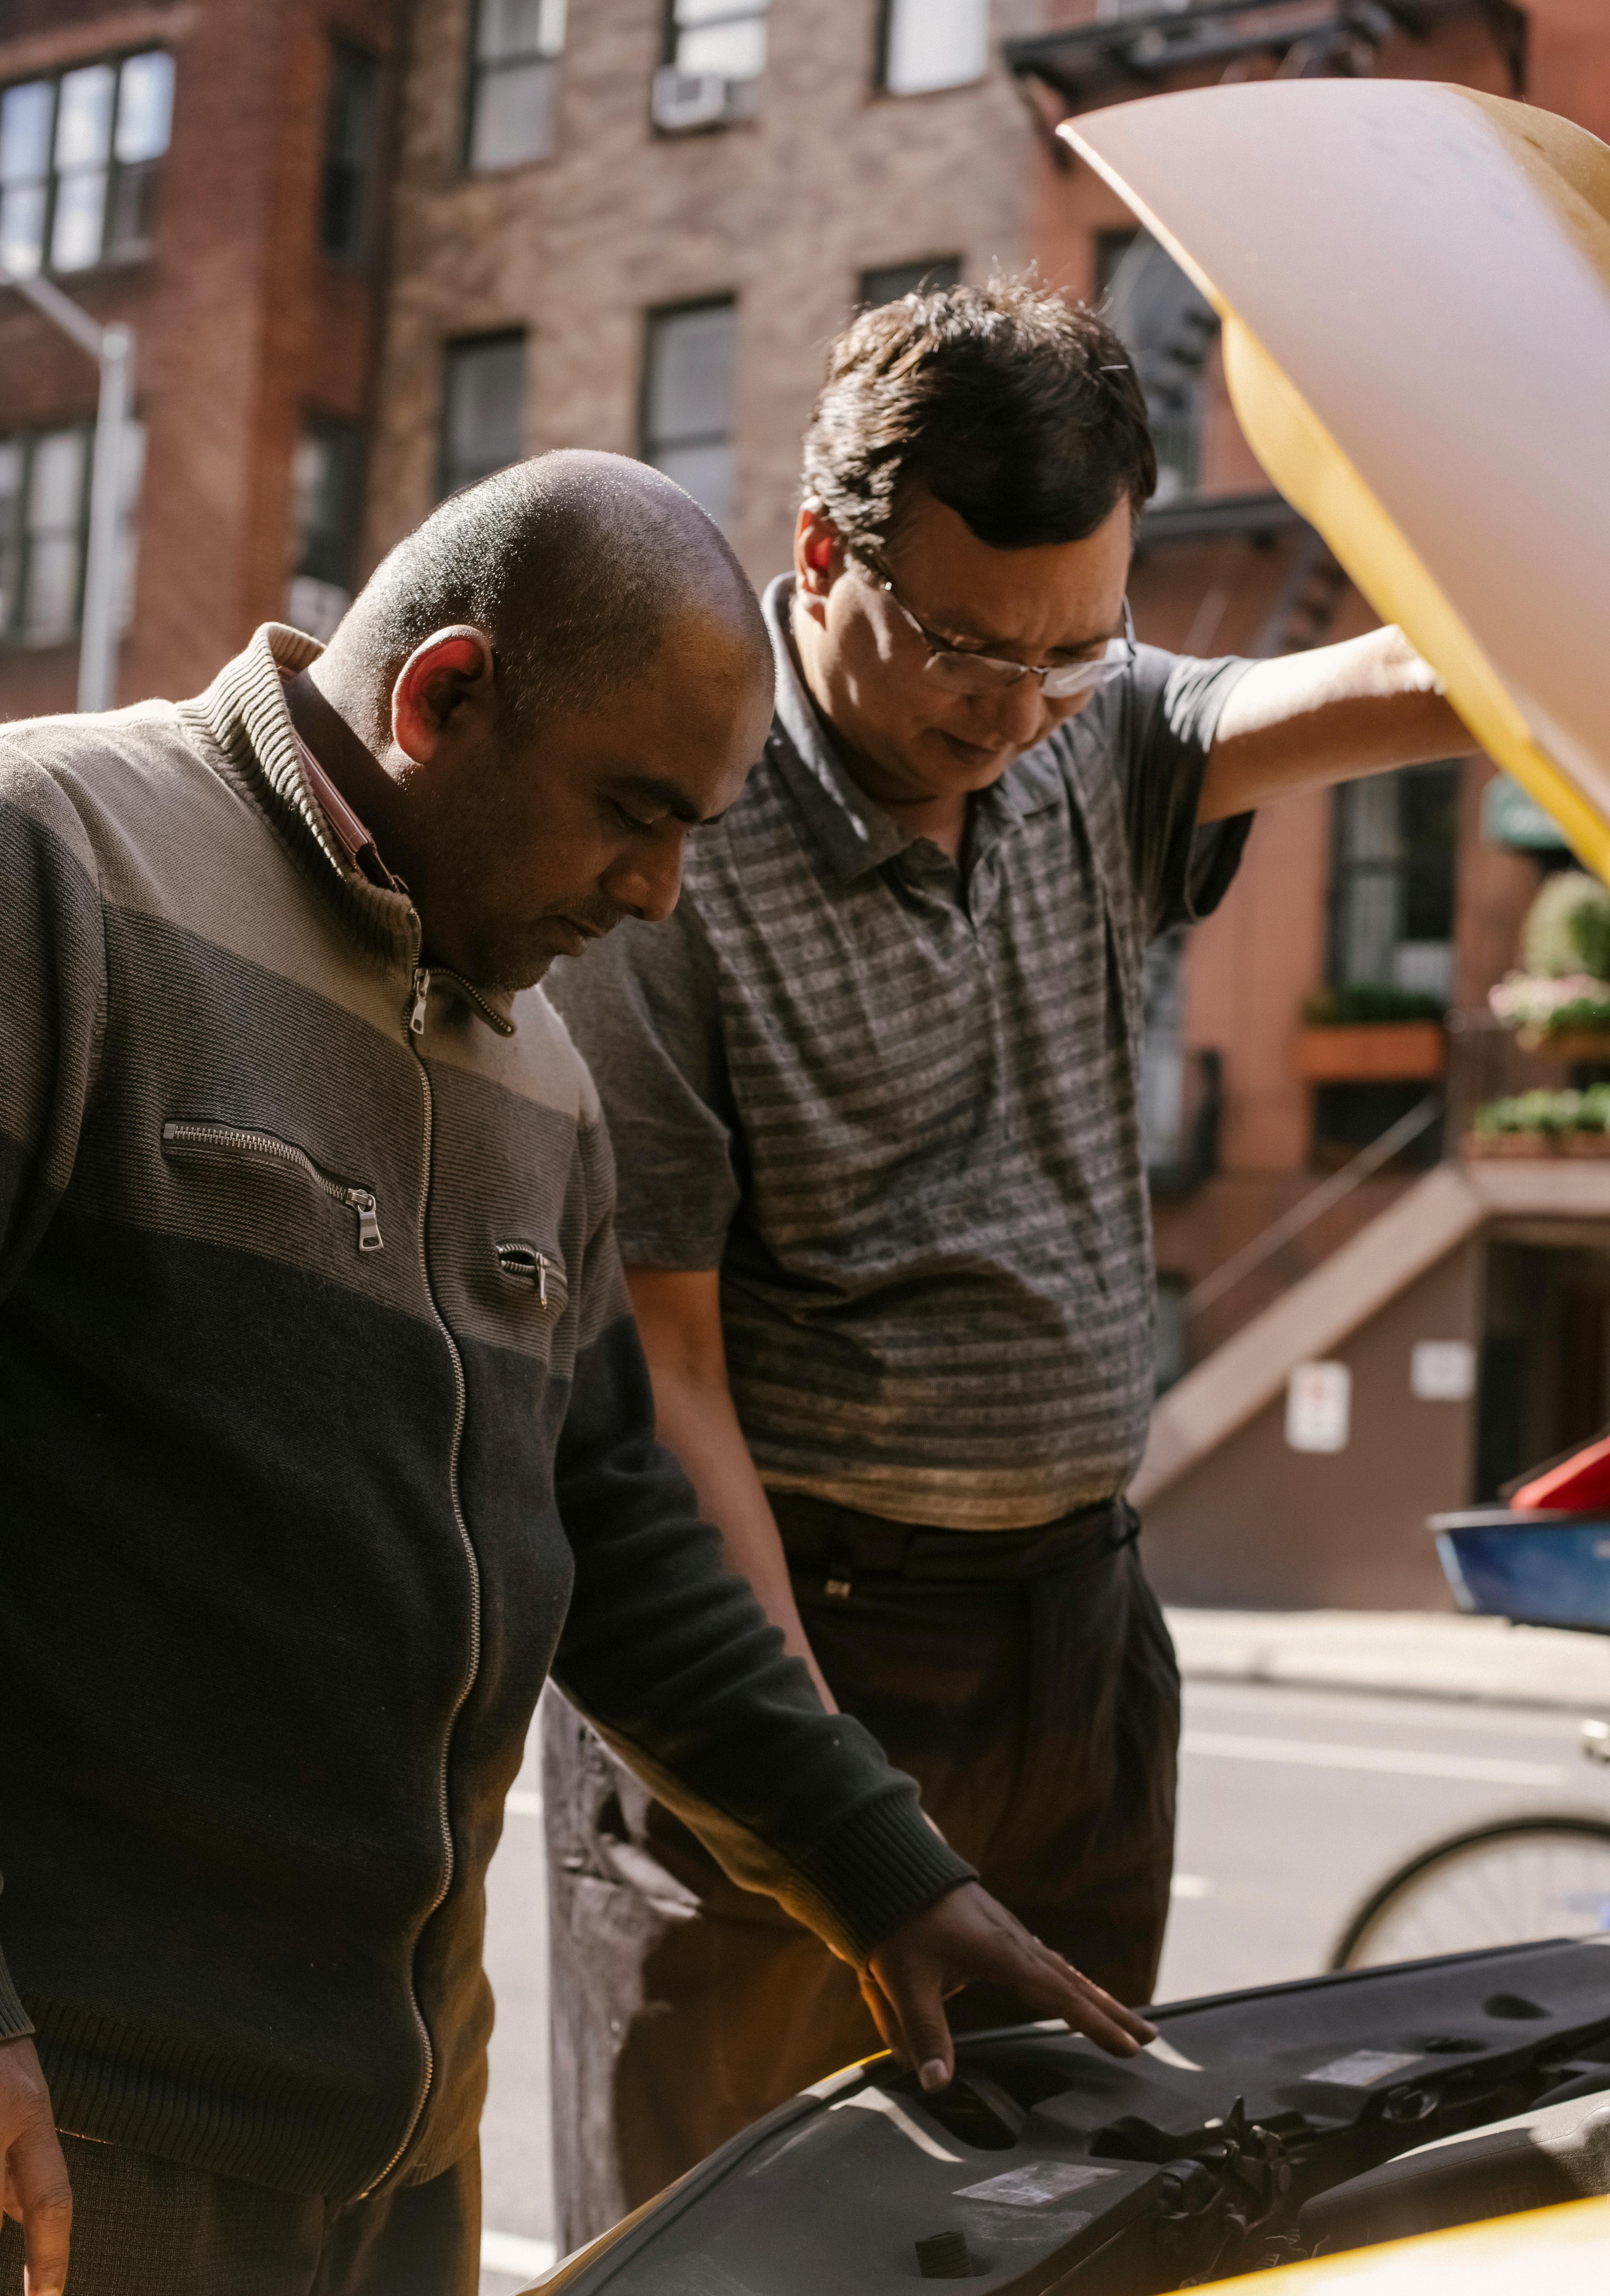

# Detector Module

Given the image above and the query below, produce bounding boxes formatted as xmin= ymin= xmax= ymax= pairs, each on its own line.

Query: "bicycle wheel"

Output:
xmin=1330 ymin=1815 xmax=1610 ymax=1971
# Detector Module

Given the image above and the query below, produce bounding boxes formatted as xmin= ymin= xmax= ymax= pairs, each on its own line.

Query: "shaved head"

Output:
xmin=290 ymin=449 xmax=774 ymax=990
xmin=327 ymin=448 xmax=769 ymax=744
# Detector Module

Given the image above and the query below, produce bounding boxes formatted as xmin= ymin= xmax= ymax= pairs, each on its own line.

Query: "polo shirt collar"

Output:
xmin=762 ymin=576 xmax=1054 ymax=887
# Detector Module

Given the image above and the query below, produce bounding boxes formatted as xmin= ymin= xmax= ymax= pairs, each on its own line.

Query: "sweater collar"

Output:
xmin=185 ymin=624 xmax=420 ymax=971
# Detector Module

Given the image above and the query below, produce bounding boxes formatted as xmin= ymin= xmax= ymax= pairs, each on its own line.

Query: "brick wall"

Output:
xmin=0 ymin=0 xmax=399 ymax=719
xmin=366 ymin=0 xmax=1063 ymax=592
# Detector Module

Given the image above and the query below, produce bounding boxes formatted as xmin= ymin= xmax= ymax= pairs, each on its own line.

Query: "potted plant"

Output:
xmin=1297 ymin=982 xmax=1447 ymax=1082
xmin=1489 ymin=872 xmax=1610 ymax=1059
xmin=1466 ymin=1084 xmax=1610 ymax=1158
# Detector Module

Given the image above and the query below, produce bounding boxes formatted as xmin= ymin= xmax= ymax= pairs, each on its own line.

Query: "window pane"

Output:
xmin=114 ymin=50 xmax=174 ymax=163
xmin=859 ymin=256 xmax=960 ymax=307
xmin=645 ymin=304 xmax=736 ymax=449
xmin=469 ymin=56 xmax=556 ymax=169
xmin=676 ymin=0 xmax=766 ymax=23
xmin=0 ymin=181 xmax=45 ymax=276
xmin=54 ymin=64 xmax=116 ymax=169
xmin=0 ymin=80 xmax=53 ymax=183
xmin=322 ymin=47 xmax=378 ymax=258
xmin=25 ymin=534 xmax=80 ymax=641
xmin=652 ymin=441 xmax=732 ymax=527
xmin=477 ymin=0 xmax=566 ymax=61
xmin=105 ymin=155 xmax=159 ymax=258
xmin=884 ymin=0 xmax=989 ymax=95
xmin=29 ymin=429 xmax=87 ymax=532
xmin=675 ymin=20 xmax=766 ymax=80
xmin=50 ymin=165 xmax=107 ymax=270
xmin=292 ymin=420 xmax=364 ymax=587
xmin=441 ymin=335 xmax=526 ymax=495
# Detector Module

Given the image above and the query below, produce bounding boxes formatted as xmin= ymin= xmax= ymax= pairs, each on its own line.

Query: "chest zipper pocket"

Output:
xmin=161 ymin=1121 xmax=384 ymax=1253
xmin=495 ymin=1243 xmax=568 ymax=1313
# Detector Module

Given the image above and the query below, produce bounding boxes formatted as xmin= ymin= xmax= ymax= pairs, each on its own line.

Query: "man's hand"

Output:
xmin=862 ymin=1882 xmax=1158 ymax=2094
xmin=0 ymin=2037 xmax=70 ymax=2296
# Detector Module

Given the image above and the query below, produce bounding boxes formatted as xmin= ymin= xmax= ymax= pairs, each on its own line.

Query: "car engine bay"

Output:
xmin=549 ymin=1937 xmax=1610 ymax=2291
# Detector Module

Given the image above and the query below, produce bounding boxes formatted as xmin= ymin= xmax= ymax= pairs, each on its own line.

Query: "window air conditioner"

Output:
xmin=651 ymin=66 xmax=735 ymax=132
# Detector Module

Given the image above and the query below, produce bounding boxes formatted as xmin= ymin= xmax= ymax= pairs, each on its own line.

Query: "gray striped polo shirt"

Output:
xmin=548 ymin=577 xmax=1253 ymax=1531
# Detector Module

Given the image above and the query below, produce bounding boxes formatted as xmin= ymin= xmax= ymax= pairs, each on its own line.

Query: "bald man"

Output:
xmin=0 ymin=453 xmax=1153 ymax=2296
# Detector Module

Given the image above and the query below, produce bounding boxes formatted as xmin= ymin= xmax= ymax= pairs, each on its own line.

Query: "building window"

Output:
xmin=466 ymin=0 xmax=565 ymax=172
xmin=858 ymin=255 xmax=961 ymax=308
xmin=440 ymin=332 xmax=526 ymax=499
xmin=287 ymin=418 xmax=365 ymax=642
xmin=879 ymin=0 xmax=989 ymax=96
xmin=320 ymin=46 xmax=379 ymax=263
xmin=652 ymin=2 xmax=768 ymax=131
xmin=0 ymin=49 xmax=174 ymax=280
xmin=1329 ymin=762 xmax=1462 ymax=1004
xmin=1098 ymin=227 xmax=1217 ymax=506
xmin=641 ymin=300 xmax=737 ymax=528
xmin=0 ymin=418 xmax=143 ymax=646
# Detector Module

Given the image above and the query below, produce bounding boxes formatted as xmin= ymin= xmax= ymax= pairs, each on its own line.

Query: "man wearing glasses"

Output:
xmin=545 ymin=275 xmax=1470 ymax=2238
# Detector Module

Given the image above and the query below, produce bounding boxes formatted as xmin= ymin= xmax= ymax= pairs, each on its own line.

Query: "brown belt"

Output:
xmin=769 ymin=1488 xmax=1139 ymax=1587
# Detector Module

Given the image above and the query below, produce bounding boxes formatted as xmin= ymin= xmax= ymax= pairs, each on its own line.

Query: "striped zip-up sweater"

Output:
xmin=0 ymin=625 xmax=969 ymax=2200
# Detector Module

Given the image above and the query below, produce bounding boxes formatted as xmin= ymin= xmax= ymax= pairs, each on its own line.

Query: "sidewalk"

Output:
xmin=1166 ymin=1607 xmax=1610 ymax=1713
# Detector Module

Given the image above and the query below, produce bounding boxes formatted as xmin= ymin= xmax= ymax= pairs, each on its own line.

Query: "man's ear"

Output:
xmin=793 ymin=502 xmax=846 ymax=608
xmin=391 ymin=626 xmax=497 ymax=765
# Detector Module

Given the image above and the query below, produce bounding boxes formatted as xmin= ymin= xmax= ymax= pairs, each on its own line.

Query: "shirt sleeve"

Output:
xmin=1113 ymin=645 xmax=1258 ymax=938
xmin=544 ymin=901 xmax=740 ymax=1271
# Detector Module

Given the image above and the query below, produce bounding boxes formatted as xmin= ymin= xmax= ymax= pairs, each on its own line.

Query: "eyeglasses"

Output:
xmin=857 ymin=550 xmax=1135 ymax=701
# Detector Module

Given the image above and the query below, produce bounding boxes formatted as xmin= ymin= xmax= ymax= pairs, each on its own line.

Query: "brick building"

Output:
xmin=8 ymin=0 xmax=1609 ymax=1604
xmin=0 ymin=0 xmax=401 ymax=721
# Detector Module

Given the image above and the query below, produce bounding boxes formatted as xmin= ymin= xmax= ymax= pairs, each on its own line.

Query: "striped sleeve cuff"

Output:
xmin=783 ymin=1789 xmax=976 ymax=1967
xmin=0 ymin=1951 xmax=34 ymax=2044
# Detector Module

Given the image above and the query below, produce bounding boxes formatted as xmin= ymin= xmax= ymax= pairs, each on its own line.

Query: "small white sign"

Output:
xmin=954 ymin=2162 xmax=1117 ymax=2207
xmin=1286 ymin=1361 xmax=1352 ymax=1453
xmin=1304 ymin=2049 xmax=1421 ymax=2088
xmin=1411 ymin=1339 xmax=1476 ymax=1402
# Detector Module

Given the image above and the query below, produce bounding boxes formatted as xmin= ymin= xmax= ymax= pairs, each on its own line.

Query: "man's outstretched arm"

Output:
xmin=1199 ymin=624 xmax=1472 ymax=822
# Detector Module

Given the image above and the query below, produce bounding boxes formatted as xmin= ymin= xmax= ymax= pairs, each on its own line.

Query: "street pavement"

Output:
xmin=473 ymin=1621 xmax=1610 ymax=2292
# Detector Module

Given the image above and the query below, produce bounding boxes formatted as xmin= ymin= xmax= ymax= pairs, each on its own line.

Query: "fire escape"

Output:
xmin=1005 ymin=0 xmax=1528 ymax=641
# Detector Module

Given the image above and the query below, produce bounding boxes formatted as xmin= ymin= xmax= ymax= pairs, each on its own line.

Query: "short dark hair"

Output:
xmin=801 ymin=273 xmax=1156 ymax=556
xmin=336 ymin=449 xmax=765 ymax=740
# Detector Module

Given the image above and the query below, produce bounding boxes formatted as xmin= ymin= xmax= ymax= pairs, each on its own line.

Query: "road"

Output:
xmin=473 ymin=1676 xmax=1606 ymax=2292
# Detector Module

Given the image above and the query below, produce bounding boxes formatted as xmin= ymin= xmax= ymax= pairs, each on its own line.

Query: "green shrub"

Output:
xmin=1521 ymin=872 xmax=1610 ymax=981
xmin=1473 ymin=1084 xmax=1610 ymax=1136
xmin=1302 ymin=982 xmax=1446 ymax=1026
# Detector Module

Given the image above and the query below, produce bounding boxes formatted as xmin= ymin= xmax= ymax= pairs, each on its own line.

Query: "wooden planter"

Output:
xmin=1465 ymin=1130 xmax=1610 ymax=1159
xmin=1515 ymin=1026 xmax=1610 ymax=1062
xmin=1297 ymin=1021 xmax=1447 ymax=1083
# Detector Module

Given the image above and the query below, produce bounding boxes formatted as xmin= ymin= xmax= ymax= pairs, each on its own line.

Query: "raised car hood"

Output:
xmin=1061 ymin=81 xmax=1610 ymax=877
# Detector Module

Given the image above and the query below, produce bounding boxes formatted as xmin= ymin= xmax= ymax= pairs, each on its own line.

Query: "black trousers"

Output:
xmin=0 ymin=2134 xmax=479 ymax=2296
xmin=546 ymin=1498 xmax=1180 ymax=2252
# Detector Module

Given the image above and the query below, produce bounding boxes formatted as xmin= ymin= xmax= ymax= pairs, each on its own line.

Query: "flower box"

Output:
xmin=1464 ymin=1129 xmax=1610 ymax=1159
xmin=1515 ymin=1026 xmax=1610 ymax=1062
xmin=1297 ymin=1021 xmax=1447 ymax=1083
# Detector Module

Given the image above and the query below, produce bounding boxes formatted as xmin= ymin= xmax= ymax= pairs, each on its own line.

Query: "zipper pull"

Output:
xmin=347 ymin=1190 xmax=384 ymax=1252
xmin=535 ymin=1254 xmax=550 ymax=1310
xmin=407 ymin=968 xmax=431 ymax=1036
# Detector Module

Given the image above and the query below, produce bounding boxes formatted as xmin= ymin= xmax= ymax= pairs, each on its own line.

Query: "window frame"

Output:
xmin=638 ymin=295 xmax=739 ymax=528
xmin=1325 ymin=760 xmax=1464 ymax=998
xmin=0 ymin=47 xmax=175 ymax=282
xmin=875 ymin=0 xmax=991 ymax=98
xmin=0 ymin=420 xmax=91 ymax=648
xmin=660 ymin=0 xmax=771 ymax=83
xmin=438 ymin=329 xmax=529 ymax=501
xmin=463 ymin=0 xmax=566 ymax=175
xmin=857 ymin=255 xmax=962 ymax=309
xmin=319 ymin=42 xmax=381 ymax=267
